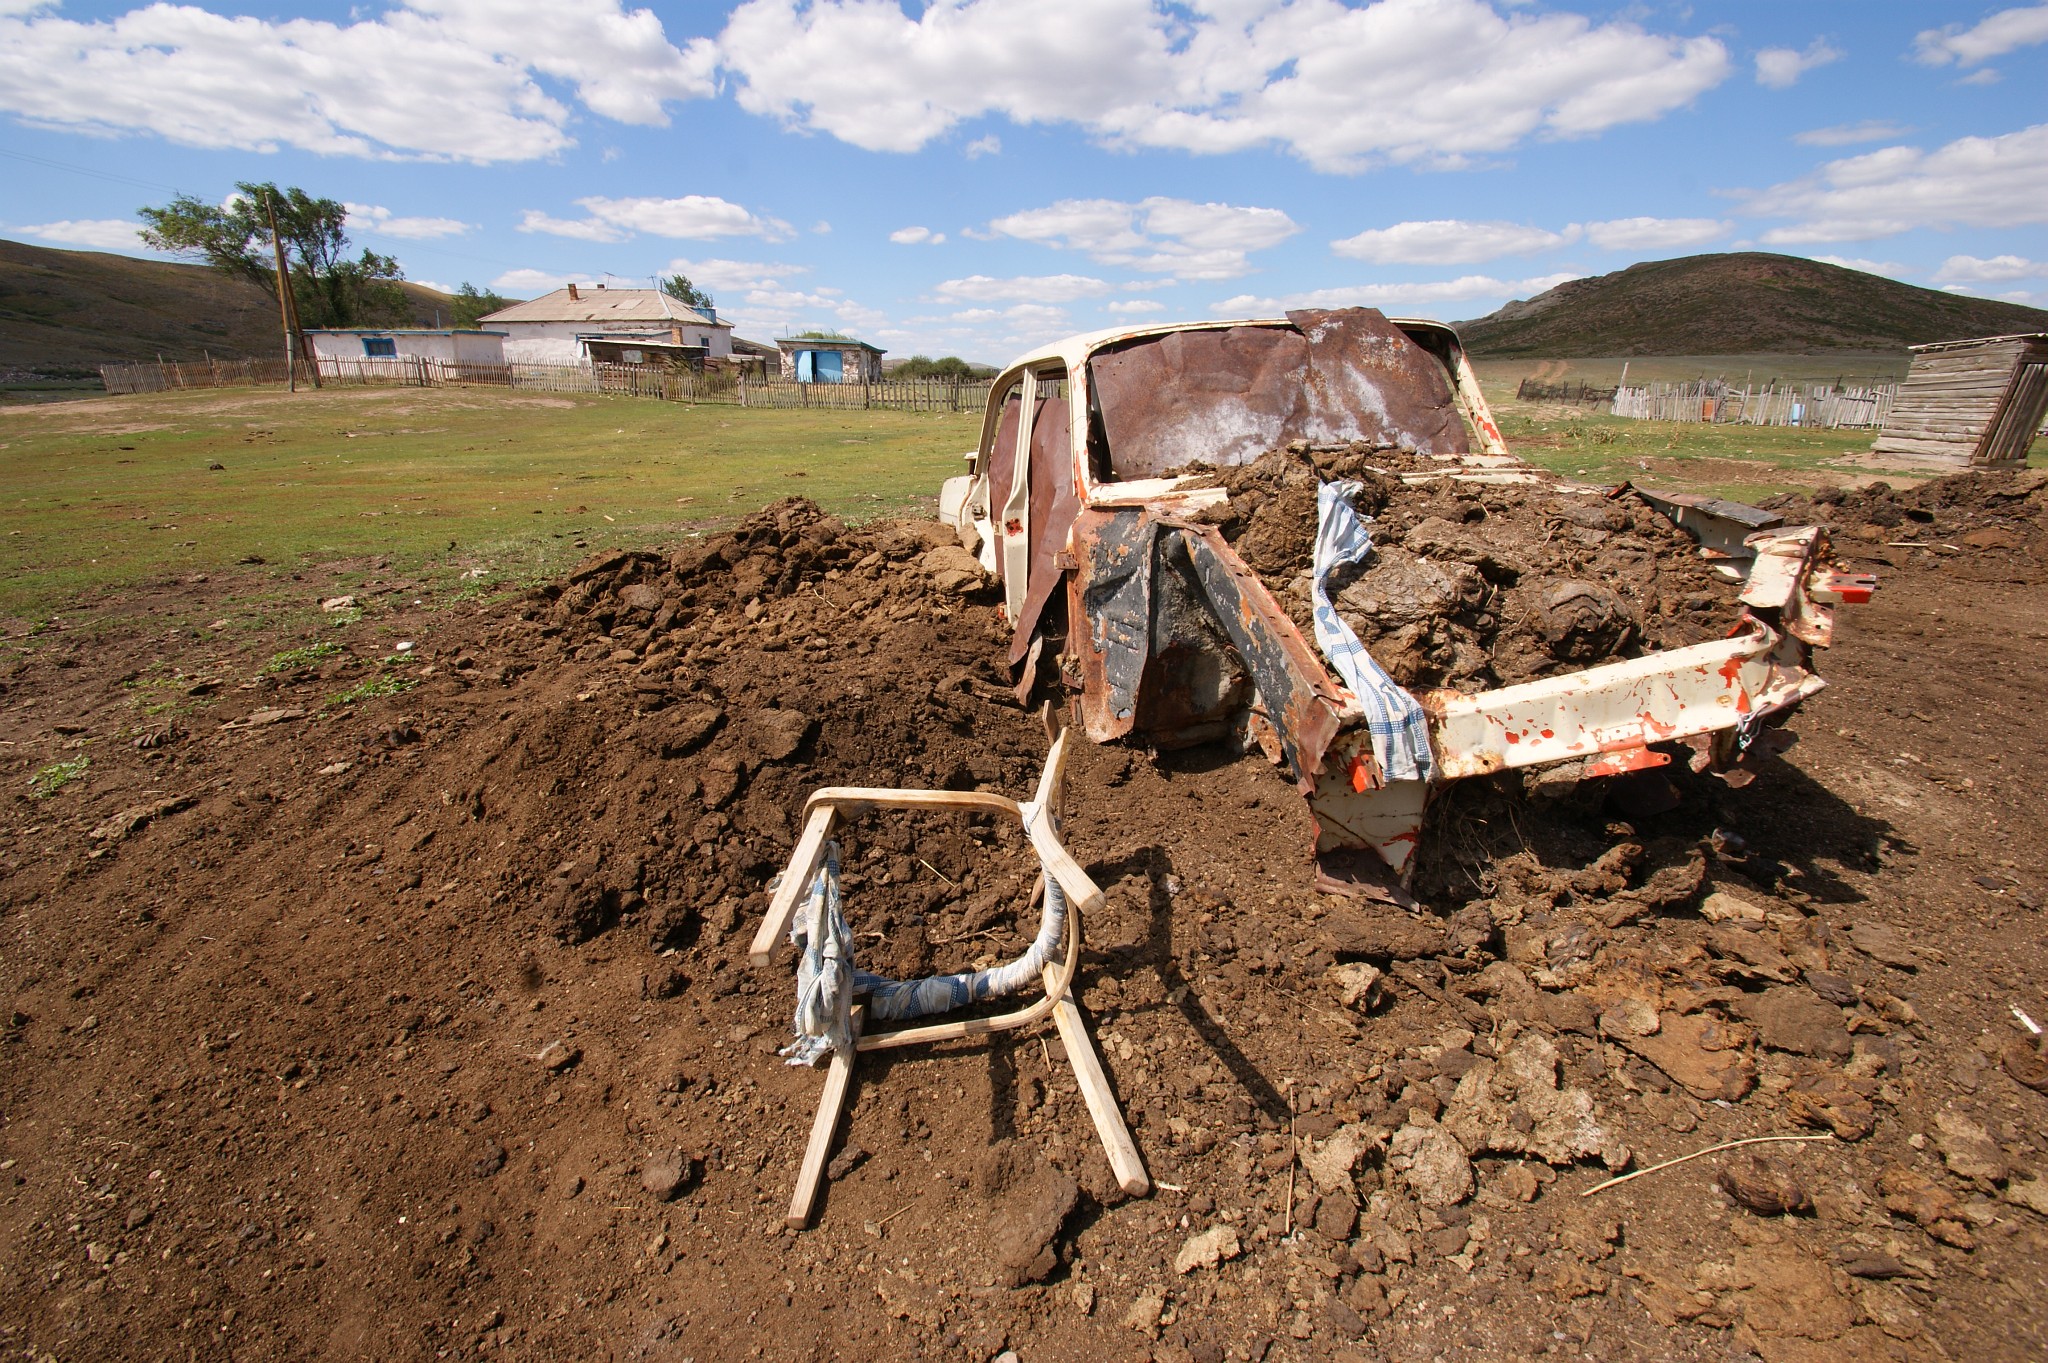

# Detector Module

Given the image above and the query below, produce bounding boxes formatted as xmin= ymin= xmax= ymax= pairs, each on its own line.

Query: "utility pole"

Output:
xmin=264 ymin=191 xmax=296 ymax=392
xmin=263 ymin=191 xmax=321 ymax=390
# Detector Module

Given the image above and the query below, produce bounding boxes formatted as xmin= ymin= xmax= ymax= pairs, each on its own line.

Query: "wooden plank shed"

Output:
xmin=1872 ymin=333 xmax=2048 ymax=467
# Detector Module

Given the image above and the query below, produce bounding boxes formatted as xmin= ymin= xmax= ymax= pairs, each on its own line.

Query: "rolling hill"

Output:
xmin=0 ymin=237 xmax=460 ymax=377
xmin=1456 ymin=252 xmax=2048 ymax=357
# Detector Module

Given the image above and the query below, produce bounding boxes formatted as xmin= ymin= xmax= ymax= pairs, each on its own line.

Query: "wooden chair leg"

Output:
xmin=786 ymin=1005 xmax=863 ymax=1229
xmin=1042 ymin=966 xmax=1149 ymax=1196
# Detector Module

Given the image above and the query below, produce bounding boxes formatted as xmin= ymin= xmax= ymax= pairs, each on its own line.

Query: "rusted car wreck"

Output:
xmin=939 ymin=308 xmax=1872 ymax=891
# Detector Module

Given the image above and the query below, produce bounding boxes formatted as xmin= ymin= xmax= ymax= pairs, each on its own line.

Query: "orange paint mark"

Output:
xmin=1504 ymin=731 xmax=1521 ymax=744
xmin=1349 ymin=755 xmax=1372 ymax=794
xmin=1539 ymin=728 xmax=1554 ymax=739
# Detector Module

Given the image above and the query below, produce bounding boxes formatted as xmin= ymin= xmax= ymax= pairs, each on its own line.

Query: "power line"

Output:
xmin=0 ymin=144 xmax=632 ymax=294
xmin=0 ymin=146 xmax=185 ymax=195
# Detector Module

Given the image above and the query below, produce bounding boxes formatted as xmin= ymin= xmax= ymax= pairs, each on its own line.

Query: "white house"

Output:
xmin=477 ymin=285 xmax=733 ymax=365
xmin=304 ymin=328 xmax=507 ymax=370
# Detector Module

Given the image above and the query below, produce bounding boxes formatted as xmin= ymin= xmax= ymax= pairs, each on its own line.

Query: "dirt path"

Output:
xmin=3 ymin=483 xmax=2046 ymax=1363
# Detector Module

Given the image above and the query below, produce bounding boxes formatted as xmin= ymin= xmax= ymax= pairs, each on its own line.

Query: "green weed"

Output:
xmin=29 ymin=755 xmax=89 ymax=798
xmin=264 ymin=641 xmax=344 ymax=673
xmin=326 ymin=674 xmax=417 ymax=708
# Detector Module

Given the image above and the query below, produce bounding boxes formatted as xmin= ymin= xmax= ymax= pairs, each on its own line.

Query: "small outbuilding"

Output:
xmin=725 ymin=336 xmax=779 ymax=378
xmin=478 ymin=285 xmax=733 ymax=366
xmin=304 ymin=328 xmax=506 ymax=368
xmin=1872 ymin=333 xmax=2048 ymax=467
xmin=776 ymin=333 xmax=886 ymax=384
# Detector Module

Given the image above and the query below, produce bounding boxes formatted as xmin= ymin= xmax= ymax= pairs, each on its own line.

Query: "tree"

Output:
xmin=895 ymin=354 xmax=982 ymax=380
xmin=138 ymin=182 xmax=409 ymax=330
xmin=451 ymin=282 xmax=511 ymax=329
xmin=659 ymin=273 xmax=715 ymax=314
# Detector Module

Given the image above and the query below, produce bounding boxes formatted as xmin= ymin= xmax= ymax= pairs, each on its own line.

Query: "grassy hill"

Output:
xmin=1457 ymin=252 xmax=2048 ymax=357
xmin=0 ymin=238 xmax=460 ymax=377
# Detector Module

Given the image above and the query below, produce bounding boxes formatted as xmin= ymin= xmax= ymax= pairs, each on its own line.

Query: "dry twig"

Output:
xmin=1580 ymin=1132 xmax=1833 ymax=1197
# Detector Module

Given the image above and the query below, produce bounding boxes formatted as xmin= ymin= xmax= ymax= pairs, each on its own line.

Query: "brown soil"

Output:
xmin=5 ymin=479 xmax=2048 ymax=1363
xmin=1190 ymin=445 xmax=1742 ymax=691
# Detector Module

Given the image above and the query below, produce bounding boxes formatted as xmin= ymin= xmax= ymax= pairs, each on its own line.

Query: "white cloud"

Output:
xmin=1934 ymin=253 xmax=2045 ymax=283
xmin=964 ymin=134 xmax=1001 ymax=158
xmin=1105 ymin=300 xmax=1166 ymax=315
xmin=724 ymin=283 xmax=886 ymax=340
xmin=716 ymin=0 xmax=1730 ymax=174
xmin=987 ymin=196 xmax=1298 ymax=279
xmin=1332 ymin=219 xmax=1576 ymax=265
xmin=0 ymin=0 xmax=716 ymax=162
xmin=934 ymin=274 xmax=1113 ymax=304
xmin=1754 ymin=39 xmax=1840 ymax=89
xmin=1581 ymin=216 xmax=1730 ymax=251
xmin=1912 ymin=5 xmax=2048 ymax=66
xmin=1747 ymin=122 xmax=2048 ymax=242
xmin=1807 ymin=255 xmax=1914 ymax=279
xmin=1959 ymin=68 xmax=2002 ymax=86
xmin=15 ymin=218 xmax=147 ymax=250
xmin=1328 ymin=215 xmax=1727 ymax=263
xmin=662 ymin=257 xmax=808 ymax=292
xmin=519 ymin=196 xmax=794 ymax=243
xmin=517 ymin=211 xmax=628 ymax=243
xmin=1940 ymin=281 xmax=2048 ymax=306
xmin=491 ymin=268 xmax=582 ymax=295
xmin=1215 ymin=272 xmax=1582 ymax=316
xmin=1000 ymin=303 xmax=1068 ymax=328
xmin=889 ymin=226 xmax=946 ymax=245
xmin=345 ymin=203 xmax=471 ymax=240
xmin=1794 ymin=120 xmax=1912 ymax=148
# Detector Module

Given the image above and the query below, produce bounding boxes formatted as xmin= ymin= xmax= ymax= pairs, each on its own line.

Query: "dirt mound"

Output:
xmin=5 ymin=491 xmax=2048 ymax=1360
xmin=1188 ymin=445 xmax=1743 ymax=691
xmin=511 ymin=498 xmax=1050 ymax=964
xmin=1761 ymin=466 xmax=2048 ymax=559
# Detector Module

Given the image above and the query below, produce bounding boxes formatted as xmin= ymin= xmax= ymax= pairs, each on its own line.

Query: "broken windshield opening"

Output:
xmin=1085 ymin=308 xmax=1471 ymax=482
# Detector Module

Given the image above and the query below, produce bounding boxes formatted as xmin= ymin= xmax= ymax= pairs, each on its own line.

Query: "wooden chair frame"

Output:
xmin=751 ymin=732 xmax=1149 ymax=1228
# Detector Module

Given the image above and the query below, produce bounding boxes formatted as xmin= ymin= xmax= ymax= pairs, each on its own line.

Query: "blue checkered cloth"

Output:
xmin=1310 ymin=480 xmax=1436 ymax=785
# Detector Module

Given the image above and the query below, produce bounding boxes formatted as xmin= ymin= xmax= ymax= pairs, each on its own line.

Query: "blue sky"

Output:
xmin=3 ymin=0 xmax=2046 ymax=364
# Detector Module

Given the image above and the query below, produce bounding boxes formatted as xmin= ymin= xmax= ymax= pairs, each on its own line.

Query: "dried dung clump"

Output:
xmin=1187 ymin=446 xmax=1743 ymax=691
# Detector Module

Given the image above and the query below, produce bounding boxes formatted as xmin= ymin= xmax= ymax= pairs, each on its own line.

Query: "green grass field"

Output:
xmin=4 ymin=376 xmax=2036 ymax=637
xmin=1487 ymin=408 xmax=1894 ymax=503
xmin=1471 ymin=356 xmax=2043 ymax=502
xmin=0 ymin=385 xmax=981 ymax=624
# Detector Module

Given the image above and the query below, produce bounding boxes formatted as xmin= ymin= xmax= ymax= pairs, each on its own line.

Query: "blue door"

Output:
xmin=815 ymin=350 xmax=842 ymax=383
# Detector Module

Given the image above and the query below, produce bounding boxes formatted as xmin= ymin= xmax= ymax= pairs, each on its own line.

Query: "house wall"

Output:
xmin=497 ymin=318 xmax=732 ymax=365
xmin=306 ymin=331 xmax=506 ymax=363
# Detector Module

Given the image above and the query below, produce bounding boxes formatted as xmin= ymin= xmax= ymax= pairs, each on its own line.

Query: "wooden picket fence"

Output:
xmin=1515 ymin=378 xmax=1620 ymax=405
xmin=1609 ymin=379 xmax=1897 ymax=429
xmin=99 ymin=357 xmax=294 ymax=393
xmin=98 ymin=356 xmax=993 ymax=413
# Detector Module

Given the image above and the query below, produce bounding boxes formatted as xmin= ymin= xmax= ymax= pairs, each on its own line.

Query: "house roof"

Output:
xmin=1906 ymin=332 xmax=2048 ymax=353
xmin=478 ymin=287 xmax=726 ymax=328
xmin=776 ymin=334 xmax=886 ymax=354
xmin=302 ymin=328 xmax=506 ymax=337
xmin=731 ymin=335 xmax=779 ymax=357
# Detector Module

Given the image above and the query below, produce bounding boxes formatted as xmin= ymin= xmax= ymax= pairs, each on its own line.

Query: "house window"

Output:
xmin=620 ymin=349 xmax=644 ymax=365
xmin=362 ymin=337 xmax=397 ymax=357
